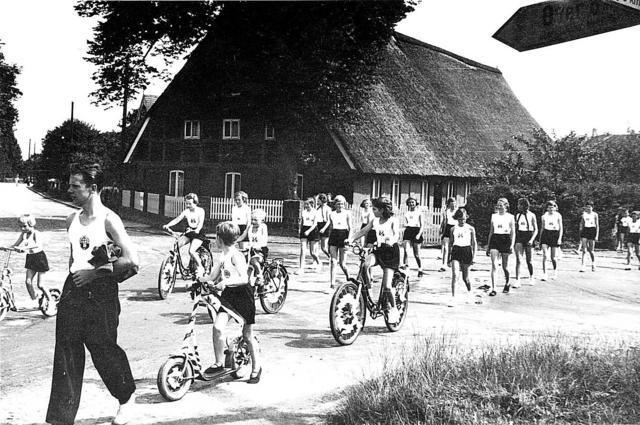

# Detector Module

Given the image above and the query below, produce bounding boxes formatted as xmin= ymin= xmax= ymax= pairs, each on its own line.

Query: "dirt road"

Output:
xmin=1 ymin=183 xmax=639 ymax=424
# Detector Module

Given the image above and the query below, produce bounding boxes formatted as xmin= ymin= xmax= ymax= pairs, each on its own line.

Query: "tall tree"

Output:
xmin=0 ymin=40 xmax=23 ymax=178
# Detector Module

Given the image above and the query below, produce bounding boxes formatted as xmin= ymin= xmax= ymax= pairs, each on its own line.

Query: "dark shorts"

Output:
xmin=541 ymin=230 xmax=560 ymax=247
xmin=185 ymin=228 xmax=208 ymax=242
xmin=374 ymin=243 xmax=400 ymax=270
xmin=489 ymin=234 xmax=512 ymax=253
xmin=221 ymin=284 xmax=255 ymax=325
xmin=329 ymin=229 xmax=349 ymax=248
xmin=317 ymin=222 xmax=329 ymax=238
xmin=580 ymin=227 xmax=597 ymax=241
xmin=516 ymin=230 xmax=533 ymax=246
xmin=361 ymin=223 xmax=377 ymax=245
xmin=403 ymin=226 xmax=424 ymax=244
xmin=238 ymin=224 xmax=248 ymax=242
xmin=441 ymin=224 xmax=454 ymax=239
xmin=618 ymin=226 xmax=630 ymax=236
xmin=628 ymin=233 xmax=640 ymax=245
xmin=451 ymin=245 xmax=473 ymax=265
xmin=25 ymin=251 xmax=49 ymax=272
xmin=300 ymin=225 xmax=319 ymax=241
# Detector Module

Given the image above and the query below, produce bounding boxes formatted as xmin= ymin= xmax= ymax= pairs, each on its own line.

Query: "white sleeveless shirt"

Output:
xmin=629 ymin=219 xmax=640 ymax=234
xmin=231 ymin=204 xmax=251 ymax=226
xmin=68 ymin=210 xmax=110 ymax=273
xmin=515 ymin=211 xmax=536 ymax=232
xmin=330 ymin=210 xmax=349 ymax=230
xmin=248 ymin=223 xmax=268 ymax=249
xmin=445 ymin=209 xmax=457 ymax=225
xmin=405 ymin=210 xmax=421 ymax=227
xmin=582 ymin=211 xmax=597 ymax=228
xmin=543 ymin=211 xmax=562 ymax=230
xmin=373 ymin=217 xmax=399 ymax=245
xmin=452 ymin=223 xmax=473 ymax=247
xmin=302 ymin=209 xmax=316 ymax=227
xmin=491 ymin=213 xmax=513 ymax=235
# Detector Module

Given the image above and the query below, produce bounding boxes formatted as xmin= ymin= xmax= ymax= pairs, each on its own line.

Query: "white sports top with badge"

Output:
xmin=405 ymin=210 xmax=421 ymax=227
xmin=373 ymin=217 xmax=399 ymax=245
xmin=445 ymin=209 xmax=457 ymax=226
xmin=68 ymin=210 xmax=110 ymax=273
xmin=516 ymin=211 xmax=536 ymax=232
xmin=315 ymin=205 xmax=331 ymax=223
xmin=361 ymin=209 xmax=374 ymax=225
xmin=248 ymin=223 xmax=268 ymax=249
xmin=629 ymin=219 xmax=640 ymax=234
xmin=231 ymin=204 xmax=251 ymax=226
xmin=491 ymin=213 xmax=513 ymax=235
xmin=452 ymin=224 xmax=473 ymax=247
xmin=543 ymin=211 xmax=562 ymax=230
xmin=621 ymin=216 xmax=632 ymax=228
xmin=330 ymin=210 xmax=349 ymax=230
xmin=219 ymin=249 xmax=248 ymax=285
xmin=184 ymin=207 xmax=204 ymax=230
xmin=302 ymin=209 xmax=316 ymax=227
xmin=582 ymin=211 xmax=597 ymax=228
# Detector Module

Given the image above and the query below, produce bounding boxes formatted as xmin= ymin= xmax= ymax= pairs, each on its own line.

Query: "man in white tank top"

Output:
xmin=46 ymin=163 xmax=139 ymax=425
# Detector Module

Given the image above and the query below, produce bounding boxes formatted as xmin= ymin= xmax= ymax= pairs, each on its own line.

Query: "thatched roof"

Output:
xmin=330 ymin=32 xmax=539 ymax=178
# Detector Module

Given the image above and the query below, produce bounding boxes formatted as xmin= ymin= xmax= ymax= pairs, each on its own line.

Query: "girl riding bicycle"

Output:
xmin=10 ymin=214 xmax=51 ymax=306
xmin=348 ymin=196 xmax=400 ymax=323
xmin=162 ymin=193 xmax=207 ymax=277
xmin=198 ymin=221 xmax=262 ymax=384
xmin=247 ymin=208 xmax=268 ymax=287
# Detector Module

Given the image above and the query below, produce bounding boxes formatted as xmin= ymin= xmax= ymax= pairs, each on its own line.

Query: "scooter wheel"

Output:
xmin=40 ymin=289 xmax=61 ymax=317
xmin=157 ymin=357 xmax=193 ymax=401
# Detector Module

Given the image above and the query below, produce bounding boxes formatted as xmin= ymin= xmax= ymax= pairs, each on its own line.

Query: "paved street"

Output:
xmin=1 ymin=182 xmax=639 ymax=425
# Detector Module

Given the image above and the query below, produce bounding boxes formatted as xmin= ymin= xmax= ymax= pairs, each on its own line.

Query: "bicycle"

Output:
xmin=157 ymin=230 xmax=214 ymax=300
xmin=156 ymin=279 xmax=258 ymax=401
xmin=329 ymin=243 xmax=410 ymax=345
xmin=243 ymin=248 xmax=289 ymax=314
xmin=0 ymin=247 xmax=61 ymax=320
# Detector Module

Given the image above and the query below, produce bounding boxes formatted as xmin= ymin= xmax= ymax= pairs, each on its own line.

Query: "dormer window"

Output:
xmin=223 ymin=119 xmax=240 ymax=140
xmin=184 ymin=120 xmax=200 ymax=139
xmin=265 ymin=124 xmax=275 ymax=141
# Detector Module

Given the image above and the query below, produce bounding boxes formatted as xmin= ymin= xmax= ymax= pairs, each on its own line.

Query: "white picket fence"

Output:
xmin=147 ymin=193 xmax=160 ymax=214
xmin=164 ymin=195 xmax=186 ymax=218
xmin=134 ymin=191 xmax=144 ymax=211
xmin=350 ymin=205 xmax=443 ymax=245
xmin=210 ymin=198 xmax=283 ymax=223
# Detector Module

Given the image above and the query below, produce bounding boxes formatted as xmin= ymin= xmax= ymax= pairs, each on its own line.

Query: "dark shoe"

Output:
xmin=417 ymin=271 xmax=424 ymax=278
xmin=248 ymin=367 xmax=262 ymax=384
xmin=204 ymin=364 xmax=224 ymax=375
xmin=503 ymin=284 xmax=510 ymax=294
xmin=479 ymin=284 xmax=490 ymax=291
xmin=489 ymin=290 xmax=497 ymax=297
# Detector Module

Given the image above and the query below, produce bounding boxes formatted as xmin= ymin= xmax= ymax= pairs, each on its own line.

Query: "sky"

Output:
xmin=1 ymin=1 xmax=639 ymax=160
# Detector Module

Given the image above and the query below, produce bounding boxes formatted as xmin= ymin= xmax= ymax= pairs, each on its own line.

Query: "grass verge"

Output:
xmin=326 ymin=335 xmax=640 ymax=424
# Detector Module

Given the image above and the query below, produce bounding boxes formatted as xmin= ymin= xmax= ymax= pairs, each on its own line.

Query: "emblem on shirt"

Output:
xmin=79 ymin=235 xmax=90 ymax=250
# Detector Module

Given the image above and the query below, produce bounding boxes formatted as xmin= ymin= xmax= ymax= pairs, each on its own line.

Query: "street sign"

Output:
xmin=606 ymin=0 xmax=640 ymax=11
xmin=493 ymin=0 xmax=640 ymax=51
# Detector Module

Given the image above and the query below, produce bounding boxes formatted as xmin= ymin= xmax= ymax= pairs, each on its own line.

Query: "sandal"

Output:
xmin=489 ymin=290 xmax=497 ymax=297
xmin=248 ymin=367 xmax=262 ymax=384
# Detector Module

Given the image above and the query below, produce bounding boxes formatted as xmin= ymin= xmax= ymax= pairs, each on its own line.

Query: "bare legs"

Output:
xmin=329 ymin=246 xmax=349 ymax=288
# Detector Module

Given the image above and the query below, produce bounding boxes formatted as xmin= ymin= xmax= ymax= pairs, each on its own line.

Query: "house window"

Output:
xmin=463 ymin=181 xmax=470 ymax=203
xmin=169 ymin=170 xmax=184 ymax=197
xmin=421 ymin=181 xmax=430 ymax=207
xmin=296 ymin=173 xmax=304 ymax=199
xmin=225 ymin=172 xmax=241 ymax=198
xmin=371 ymin=178 xmax=381 ymax=198
xmin=265 ymin=124 xmax=275 ymax=141
xmin=184 ymin=120 xmax=200 ymax=139
xmin=391 ymin=178 xmax=400 ymax=207
xmin=446 ymin=180 xmax=455 ymax=200
xmin=223 ymin=119 xmax=240 ymax=140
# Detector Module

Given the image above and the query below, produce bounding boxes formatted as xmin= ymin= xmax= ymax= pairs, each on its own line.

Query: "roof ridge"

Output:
xmin=393 ymin=31 xmax=501 ymax=74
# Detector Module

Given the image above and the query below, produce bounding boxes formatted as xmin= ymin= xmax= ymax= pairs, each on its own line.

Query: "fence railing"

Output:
xmin=164 ymin=195 xmax=186 ymax=218
xmin=134 ymin=191 xmax=144 ymax=211
xmin=122 ymin=190 xmax=131 ymax=208
xmin=351 ymin=206 xmax=443 ymax=246
xmin=210 ymin=198 xmax=284 ymax=223
xmin=147 ymin=193 xmax=160 ymax=214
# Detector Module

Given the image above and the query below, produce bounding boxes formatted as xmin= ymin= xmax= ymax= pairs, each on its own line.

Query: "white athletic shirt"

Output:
xmin=330 ymin=210 xmax=350 ymax=230
xmin=231 ymin=204 xmax=251 ymax=227
xmin=445 ymin=209 xmax=457 ymax=226
xmin=219 ymin=248 xmax=248 ymax=285
xmin=515 ymin=211 xmax=536 ymax=232
xmin=620 ymin=216 xmax=632 ymax=228
xmin=301 ymin=209 xmax=316 ymax=227
xmin=20 ymin=230 xmax=44 ymax=254
xmin=248 ymin=223 xmax=268 ymax=249
xmin=68 ymin=210 xmax=110 ymax=273
xmin=361 ymin=209 xmax=374 ymax=225
xmin=452 ymin=224 xmax=473 ymax=247
xmin=542 ymin=211 xmax=563 ymax=231
xmin=184 ymin=207 xmax=204 ymax=230
xmin=491 ymin=213 xmax=514 ymax=235
xmin=582 ymin=211 xmax=597 ymax=228
xmin=404 ymin=210 xmax=421 ymax=227
xmin=315 ymin=205 xmax=331 ymax=223
xmin=373 ymin=217 xmax=399 ymax=245
xmin=629 ymin=219 xmax=640 ymax=234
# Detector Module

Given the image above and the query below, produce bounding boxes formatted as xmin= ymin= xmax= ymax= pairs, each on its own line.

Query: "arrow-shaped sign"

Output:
xmin=494 ymin=0 xmax=640 ymax=51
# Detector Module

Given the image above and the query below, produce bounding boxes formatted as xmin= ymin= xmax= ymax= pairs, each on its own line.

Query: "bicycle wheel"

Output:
xmin=40 ymin=288 xmax=61 ymax=317
xmin=197 ymin=246 xmax=213 ymax=275
xmin=225 ymin=335 xmax=256 ymax=379
xmin=158 ymin=256 xmax=177 ymax=300
xmin=259 ymin=264 xmax=288 ymax=314
xmin=385 ymin=271 xmax=409 ymax=332
xmin=0 ymin=290 xmax=9 ymax=321
xmin=157 ymin=356 xmax=193 ymax=401
xmin=329 ymin=282 xmax=366 ymax=345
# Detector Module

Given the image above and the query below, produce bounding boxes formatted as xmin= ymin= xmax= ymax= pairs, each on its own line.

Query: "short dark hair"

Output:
xmin=405 ymin=197 xmax=419 ymax=206
xmin=517 ymin=198 xmax=530 ymax=210
xmin=453 ymin=208 xmax=467 ymax=220
xmin=585 ymin=200 xmax=594 ymax=207
xmin=372 ymin=196 xmax=394 ymax=218
xmin=216 ymin=221 xmax=239 ymax=246
xmin=70 ymin=163 xmax=104 ymax=191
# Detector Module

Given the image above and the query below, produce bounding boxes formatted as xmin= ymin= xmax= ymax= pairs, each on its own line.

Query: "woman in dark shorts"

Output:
xmin=539 ymin=200 xmax=563 ymax=281
xmin=298 ymin=197 xmax=321 ymax=274
xmin=359 ymin=198 xmax=376 ymax=246
xmin=579 ymin=201 xmax=599 ymax=272
xmin=320 ymin=195 xmax=352 ymax=291
xmin=447 ymin=208 xmax=477 ymax=306
xmin=402 ymin=197 xmax=425 ymax=277
xmin=348 ymin=197 xmax=401 ymax=324
xmin=486 ymin=198 xmax=515 ymax=296
xmin=514 ymin=198 xmax=538 ymax=287
xmin=315 ymin=193 xmax=332 ymax=259
xmin=439 ymin=198 xmax=457 ymax=272
xmin=625 ymin=211 xmax=640 ymax=270
xmin=231 ymin=191 xmax=252 ymax=251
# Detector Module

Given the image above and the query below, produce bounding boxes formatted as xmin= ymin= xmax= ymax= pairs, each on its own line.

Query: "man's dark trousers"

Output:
xmin=46 ymin=275 xmax=135 ymax=425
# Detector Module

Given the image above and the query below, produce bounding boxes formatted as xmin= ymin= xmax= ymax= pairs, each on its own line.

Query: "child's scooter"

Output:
xmin=156 ymin=279 xmax=258 ymax=401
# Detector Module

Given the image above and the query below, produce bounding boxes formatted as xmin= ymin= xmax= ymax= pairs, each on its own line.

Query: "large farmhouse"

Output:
xmin=124 ymin=32 xmax=538 ymax=209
